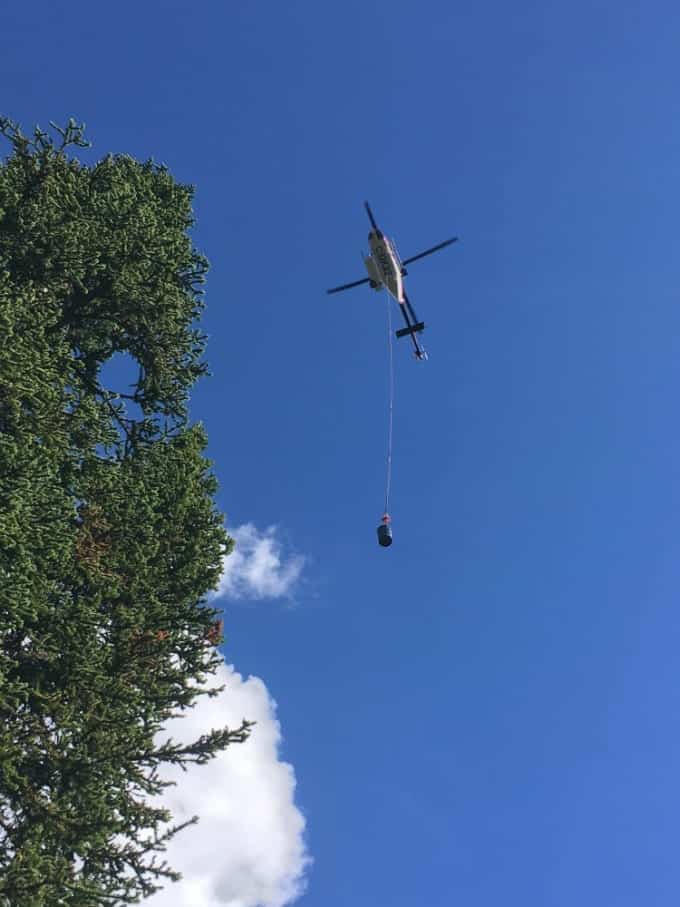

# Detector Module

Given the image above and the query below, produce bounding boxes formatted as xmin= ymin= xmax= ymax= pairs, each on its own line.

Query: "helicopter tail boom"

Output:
xmin=396 ymin=291 xmax=428 ymax=358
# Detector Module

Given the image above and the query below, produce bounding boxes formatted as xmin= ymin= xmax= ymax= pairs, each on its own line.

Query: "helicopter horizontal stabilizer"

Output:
xmin=395 ymin=321 xmax=425 ymax=338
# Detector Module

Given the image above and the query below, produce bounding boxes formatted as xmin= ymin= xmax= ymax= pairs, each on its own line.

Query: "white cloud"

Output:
xmin=216 ymin=524 xmax=305 ymax=601
xmin=147 ymin=661 xmax=310 ymax=907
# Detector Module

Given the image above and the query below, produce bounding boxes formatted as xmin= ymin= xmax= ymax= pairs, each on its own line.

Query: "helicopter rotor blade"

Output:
xmin=364 ymin=201 xmax=379 ymax=232
xmin=327 ymin=276 xmax=371 ymax=295
xmin=401 ymin=237 xmax=458 ymax=267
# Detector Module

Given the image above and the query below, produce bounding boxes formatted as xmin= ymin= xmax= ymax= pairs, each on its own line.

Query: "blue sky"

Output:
xmin=5 ymin=1 xmax=680 ymax=904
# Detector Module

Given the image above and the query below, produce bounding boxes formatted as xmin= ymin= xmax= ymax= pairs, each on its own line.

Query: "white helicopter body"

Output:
xmin=364 ymin=232 xmax=405 ymax=303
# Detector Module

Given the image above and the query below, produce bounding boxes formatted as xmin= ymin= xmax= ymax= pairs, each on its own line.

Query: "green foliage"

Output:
xmin=0 ymin=119 xmax=249 ymax=905
xmin=0 ymin=115 xmax=208 ymax=431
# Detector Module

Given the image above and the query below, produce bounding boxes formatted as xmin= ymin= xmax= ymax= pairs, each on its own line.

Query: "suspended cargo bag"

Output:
xmin=377 ymin=513 xmax=393 ymax=547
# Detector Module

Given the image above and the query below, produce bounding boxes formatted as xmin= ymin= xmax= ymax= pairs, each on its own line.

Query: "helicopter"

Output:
xmin=327 ymin=201 xmax=458 ymax=360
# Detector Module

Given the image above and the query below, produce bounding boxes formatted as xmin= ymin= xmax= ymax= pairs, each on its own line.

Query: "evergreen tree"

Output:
xmin=0 ymin=118 xmax=251 ymax=904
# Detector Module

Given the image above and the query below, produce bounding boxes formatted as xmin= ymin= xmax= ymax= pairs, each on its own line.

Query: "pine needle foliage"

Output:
xmin=0 ymin=118 xmax=251 ymax=905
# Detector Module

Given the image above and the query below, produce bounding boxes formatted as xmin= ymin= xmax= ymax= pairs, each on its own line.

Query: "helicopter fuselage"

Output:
xmin=364 ymin=231 xmax=405 ymax=304
xmin=327 ymin=200 xmax=458 ymax=361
